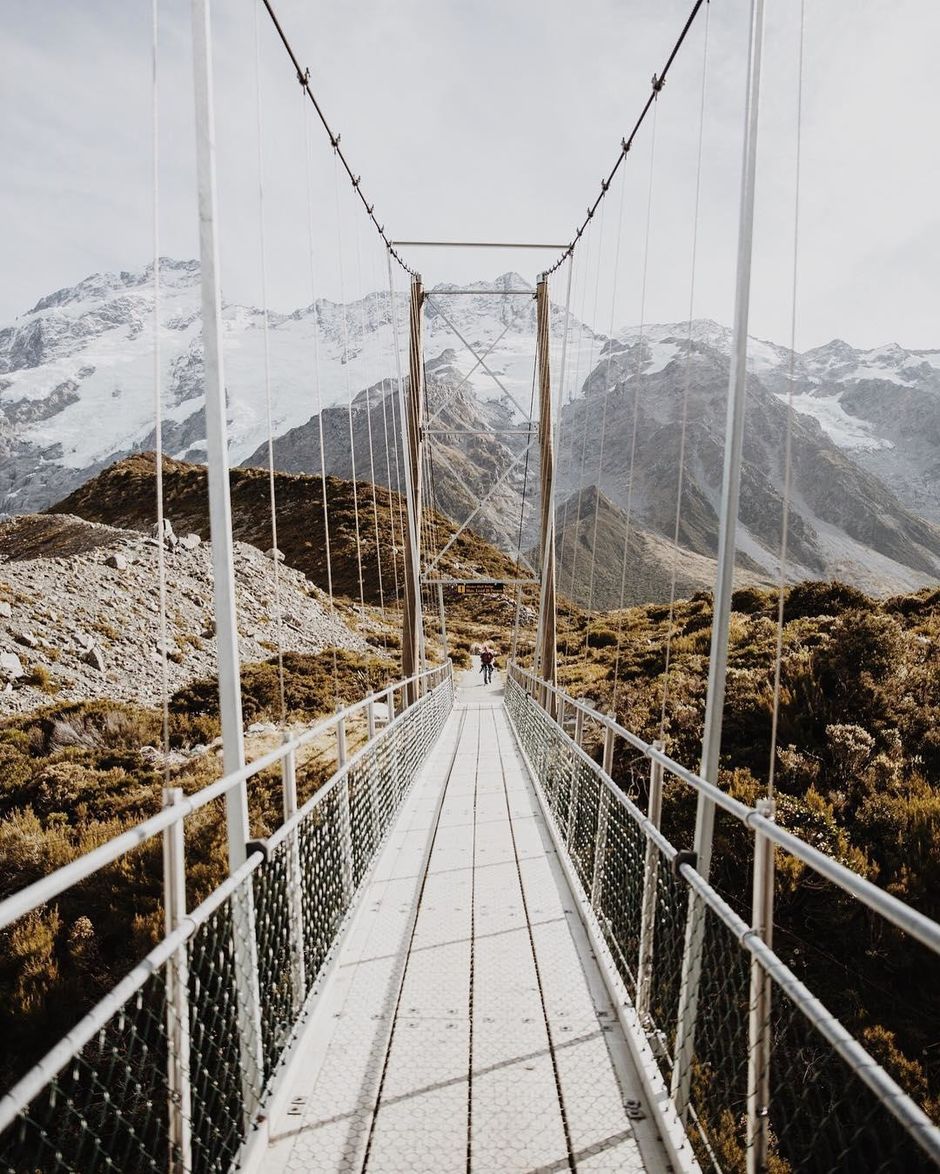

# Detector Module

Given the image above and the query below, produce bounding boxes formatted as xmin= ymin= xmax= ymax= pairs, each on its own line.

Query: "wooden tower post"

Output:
xmin=402 ymin=275 xmax=425 ymax=704
xmin=535 ymin=276 xmax=558 ymax=714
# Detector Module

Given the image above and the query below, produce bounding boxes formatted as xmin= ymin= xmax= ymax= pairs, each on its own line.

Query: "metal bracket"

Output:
xmin=672 ymin=849 xmax=697 ymax=878
xmin=246 ymin=839 xmax=271 ymax=864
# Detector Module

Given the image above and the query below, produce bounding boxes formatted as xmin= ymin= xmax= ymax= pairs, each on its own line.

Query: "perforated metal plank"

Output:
xmin=261 ymin=696 xmax=666 ymax=1174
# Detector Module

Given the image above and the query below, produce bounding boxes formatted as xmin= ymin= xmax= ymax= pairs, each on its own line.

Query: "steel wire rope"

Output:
xmin=584 ymin=162 xmax=630 ymax=631
xmin=659 ymin=2 xmax=711 ymax=742
xmin=333 ymin=150 xmax=367 ymax=614
xmin=543 ymin=0 xmax=707 ymax=279
xmin=369 ymin=243 xmax=401 ymax=621
xmin=767 ymin=0 xmax=805 ymax=801
xmin=556 ymin=223 xmax=594 ymax=659
xmin=510 ymin=355 xmax=540 ymax=663
xmin=253 ymin=0 xmax=287 ymax=725
xmin=301 ymin=85 xmax=340 ymax=703
xmin=554 ymin=240 xmax=591 ymax=653
xmin=257 ymin=0 xmax=416 ymax=277
xmin=385 ymin=255 xmax=414 ymax=674
xmin=354 ymin=217 xmax=389 ymax=654
xmin=611 ymin=99 xmax=660 ymax=712
xmin=151 ymin=0 xmax=171 ymax=782
xmin=385 ymin=263 xmax=410 ymax=645
xmin=563 ymin=198 xmax=608 ymax=661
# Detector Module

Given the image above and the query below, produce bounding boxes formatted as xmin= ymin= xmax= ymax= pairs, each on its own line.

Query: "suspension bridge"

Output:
xmin=1 ymin=0 xmax=939 ymax=1171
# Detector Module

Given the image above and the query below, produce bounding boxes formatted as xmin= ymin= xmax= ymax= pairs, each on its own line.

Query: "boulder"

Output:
xmin=105 ymin=552 xmax=128 ymax=570
xmin=0 ymin=601 xmax=11 ymax=619
xmin=0 ymin=652 xmax=24 ymax=681
xmin=82 ymin=646 xmax=106 ymax=672
xmin=265 ymin=547 xmax=285 ymax=563
xmin=15 ymin=631 xmax=39 ymax=649
xmin=179 ymin=533 xmax=202 ymax=550
xmin=151 ymin=519 xmax=178 ymax=549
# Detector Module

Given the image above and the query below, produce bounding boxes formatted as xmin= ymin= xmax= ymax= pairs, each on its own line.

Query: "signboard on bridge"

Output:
xmin=451 ymin=580 xmax=505 ymax=595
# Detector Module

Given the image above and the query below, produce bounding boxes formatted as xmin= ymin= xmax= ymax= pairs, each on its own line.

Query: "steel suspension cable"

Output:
xmin=585 ymin=162 xmax=630 ymax=626
xmin=375 ymin=268 xmax=401 ymax=620
xmin=257 ymin=0 xmax=416 ymax=277
xmin=253 ymin=0 xmax=287 ymax=725
xmin=333 ymin=151 xmax=367 ymax=613
xmin=557 ymin=216 xmax=595 ymax=656
xmin=564 ymin=198 xmax=607 ymax=658
xmin=386 ymin=253 xmax=413 ymax=675
xmin=354 ymin=219 xmax=388 ymax=649
xmin=151 ymin=0 xmax=171 ymax=783
xmin=301 ymin=87 xmax=339 ymax=705
xmin=612 ymin=99 xmax=660 ymax=712
xmin=510 ymin=355 xmax=540 ymax=663
xmin=767 ymin=0 xmax=805 ymax=801
xmin=544 ymin=0 xmax=707 ymax=278
xmin=660 ymin=2 xmax=711 ymax=741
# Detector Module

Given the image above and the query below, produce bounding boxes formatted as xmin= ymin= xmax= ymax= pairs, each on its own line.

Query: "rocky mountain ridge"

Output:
xmin=2 ymin=260 xmax=938 ymax=600
xmin=0 ymin=512 xmax=368 ymax=716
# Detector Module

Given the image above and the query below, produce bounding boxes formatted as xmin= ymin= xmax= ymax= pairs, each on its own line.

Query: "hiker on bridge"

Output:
xmin=480 ymin=644 xmax=496 ymax=685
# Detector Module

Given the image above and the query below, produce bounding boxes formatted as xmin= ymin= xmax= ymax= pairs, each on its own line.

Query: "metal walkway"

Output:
xmin=260 ymin=672 xmax=667 ymax=1173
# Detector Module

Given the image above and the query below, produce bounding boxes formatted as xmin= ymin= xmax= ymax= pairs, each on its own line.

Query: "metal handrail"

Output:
xmin=0 ymin=662 xmax=452 ymax=933
xmin=508 ymin=662 xmax=940 ymax=957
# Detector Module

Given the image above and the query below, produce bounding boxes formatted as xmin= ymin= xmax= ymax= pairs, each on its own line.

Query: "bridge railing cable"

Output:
xmin=505 ymin=664 xmax=940 ymax=1173
xmin=0 ymin=663 xmax=454 ymax=1172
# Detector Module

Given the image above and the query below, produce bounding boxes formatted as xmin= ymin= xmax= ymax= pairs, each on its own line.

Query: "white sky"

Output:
xmin=1 ymin=0 xmax=938 ymax=351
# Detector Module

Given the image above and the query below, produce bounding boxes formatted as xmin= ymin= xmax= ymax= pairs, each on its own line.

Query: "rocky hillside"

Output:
xmin=52 ymin=453 xmax=522 ymax=605
xmin=243 ymin=354 xmax=533 ymax=552
xmin=0 ymin=513 xmax=368 ymax=715
xmin=550 ymin=486 xmax=766 ymax=610
xmin=557 ymin=338 xmax=940 ymax=594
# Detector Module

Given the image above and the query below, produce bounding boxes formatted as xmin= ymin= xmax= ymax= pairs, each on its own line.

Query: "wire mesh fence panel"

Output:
xmin=767 ymin=974 xmax=938 ymax=1174
xmin=252 ymin=841 xmax=298 ymax=1086
xmin=0 ymin=968 xmax=171 ymax=1174
xmin=568 ymin=755 xmax=600 ymax=891
xmin=297 ymin=787 xmax=347 ymax=993
xmin=665 ymin=902 xmax=752 ymax=1172
xmin=642 ymin=848 xmax=689 ymax=1077
xmin=188 ymin=904 xmax=247 ymax=1174
xmin=593 ymin=798 xmax=646 ymax=997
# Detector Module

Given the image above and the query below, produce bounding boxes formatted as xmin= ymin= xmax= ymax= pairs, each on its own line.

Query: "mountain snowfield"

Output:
xmin=1 ymin=258 xmax=939 ymax=596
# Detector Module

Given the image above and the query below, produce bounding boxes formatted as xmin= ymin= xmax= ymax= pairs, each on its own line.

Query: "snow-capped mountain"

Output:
xmin=0 ymin=260 xmax=602 ymax=515
xmin=2 ymin=261 xmax=939 ymax=598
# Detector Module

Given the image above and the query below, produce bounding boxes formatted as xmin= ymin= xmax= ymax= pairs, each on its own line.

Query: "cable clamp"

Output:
xmin=352 ymin=175 xmax=361 ymax=188
xmin=672 ymin=848 xmax=697 ymax=878
xmin=601 ymin=178 xmax=609 ymax=192
xmin=621 ymin=137 xmax=631 ymax=155
xmin=246 ymin=838 xmax=271 ymax=864
xmin=330 ymin=134 xmax=341 ymax=150
xmin=297 ymin=67 xmax=310 ymax=86
xmin=651 ymin=73 xmax=664 ymax=93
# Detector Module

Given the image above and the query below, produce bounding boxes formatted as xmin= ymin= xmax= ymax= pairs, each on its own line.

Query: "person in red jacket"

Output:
xmin=479 ymin=645 xmax=495 ymax=685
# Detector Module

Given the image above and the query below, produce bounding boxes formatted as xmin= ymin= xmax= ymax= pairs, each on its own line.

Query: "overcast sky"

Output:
xmin=2 ymin=0 xmax=938 ymax=350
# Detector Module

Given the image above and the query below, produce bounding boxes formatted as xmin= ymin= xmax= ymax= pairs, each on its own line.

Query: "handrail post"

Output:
xmin=636 ymin=743 xmax=664 ymax=1021
xmin=574 ymin=706 xmax=584 ymax=748
xmin=192 ymin=0 xmax=264 ymax=1121
xmin=281 ymin=735 xmax=306 ymax=1010
xmin=673 ymin=0 xmax=767 ymax=1118
xmin=367 ymin=698 xmax=376 ymax=741
xmin=747 ymin=797 xmax=776 ymax=1173
xmin=162 ymin=788 xmax=192 ymax=1174
xmin=602 ymin=720 xmax=616 ymax=776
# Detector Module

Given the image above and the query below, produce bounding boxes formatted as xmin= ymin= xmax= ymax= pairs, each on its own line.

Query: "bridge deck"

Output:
xmin=261 ymin=673 xmax=666 ymax=1173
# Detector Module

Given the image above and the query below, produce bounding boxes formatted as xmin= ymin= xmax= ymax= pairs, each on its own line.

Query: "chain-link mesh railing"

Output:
xmin=0 ymin=665 xmax=453 ymax=1174
xmin=506 ymin=669 xmax=940 ymax=1174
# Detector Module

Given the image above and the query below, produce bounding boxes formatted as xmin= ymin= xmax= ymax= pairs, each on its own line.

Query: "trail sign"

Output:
xmin=452 ymin=580 xmax=505 ymax=595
